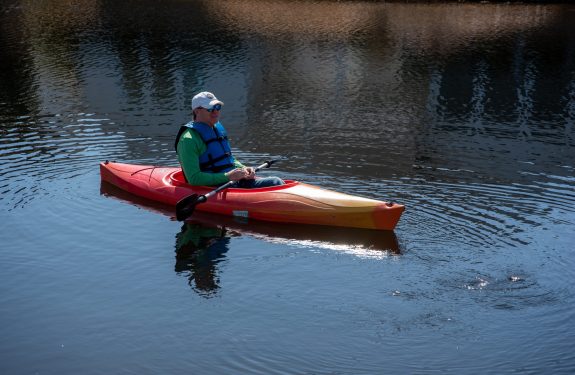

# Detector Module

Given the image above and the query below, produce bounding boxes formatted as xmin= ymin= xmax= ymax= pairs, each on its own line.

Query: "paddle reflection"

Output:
xmin=175 ymin=222 xmax=237 ymax=297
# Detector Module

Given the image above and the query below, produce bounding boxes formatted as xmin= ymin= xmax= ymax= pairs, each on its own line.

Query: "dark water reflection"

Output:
xmin=175 ymin=222 xmax=232 ymax=297
xmin=1 ymin=0 xmax=575 ymax=373
xmin=173 ymin=218 xmax=400 ymax=298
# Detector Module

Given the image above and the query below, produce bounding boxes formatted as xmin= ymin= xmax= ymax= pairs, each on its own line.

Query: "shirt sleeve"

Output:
xmin=176 ymin=129 xmax=231 ymax=186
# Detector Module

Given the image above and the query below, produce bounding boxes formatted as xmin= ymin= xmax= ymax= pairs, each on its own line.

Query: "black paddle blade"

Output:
xmin=175 ymin=194 xmax=199 ymax=221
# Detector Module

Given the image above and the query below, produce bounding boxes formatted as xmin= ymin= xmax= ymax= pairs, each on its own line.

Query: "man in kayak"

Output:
xmin=175 ymin=91 xmax=284 ymax=187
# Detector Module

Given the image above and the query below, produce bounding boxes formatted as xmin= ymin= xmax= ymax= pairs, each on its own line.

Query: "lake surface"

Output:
xmin=1 ymin=0 xmax=575 ymax=373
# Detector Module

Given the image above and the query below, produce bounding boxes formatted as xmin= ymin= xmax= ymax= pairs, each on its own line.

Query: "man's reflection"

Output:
xmin=175 ymin=222 xmax=237 ymax=297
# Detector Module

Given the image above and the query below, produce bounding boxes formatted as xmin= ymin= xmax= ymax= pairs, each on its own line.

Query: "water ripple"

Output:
xmin=0 ymin=113 xmax=134 ymax=209
xmin=390 ymin=175 xmax=574 ymax=251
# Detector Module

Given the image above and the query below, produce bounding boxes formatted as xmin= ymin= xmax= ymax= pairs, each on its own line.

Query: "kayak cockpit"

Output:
xmin=167 ymin=170 xmax=299 ymax=191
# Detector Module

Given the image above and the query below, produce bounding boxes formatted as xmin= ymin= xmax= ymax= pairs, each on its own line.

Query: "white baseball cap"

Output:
xmin=191 ymin=91 xmax=224 ymax=111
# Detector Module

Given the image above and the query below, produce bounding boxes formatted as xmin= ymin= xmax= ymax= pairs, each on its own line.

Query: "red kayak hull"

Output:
xmin=100 ymin=161 xmax=405 ymax=230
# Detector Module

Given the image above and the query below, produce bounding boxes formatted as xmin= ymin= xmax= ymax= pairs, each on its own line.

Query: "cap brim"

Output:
xmin=209 ymin=100 xmax=223 ymax=107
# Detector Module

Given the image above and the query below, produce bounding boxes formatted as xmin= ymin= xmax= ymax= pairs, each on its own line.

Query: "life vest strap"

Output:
xmin=204 ymin=135 xmax=228 ymax=145
xmin=200 ymin=152 xmax=233 ymax=170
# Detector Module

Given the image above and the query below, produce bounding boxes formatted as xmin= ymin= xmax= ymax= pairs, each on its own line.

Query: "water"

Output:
xmin=1 ymin=0 xmax=575 ymax=373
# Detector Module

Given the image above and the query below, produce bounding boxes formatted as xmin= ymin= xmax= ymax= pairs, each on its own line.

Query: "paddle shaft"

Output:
xmin=197 ymin=161 xmax=270 ymax=203
xmin=199 ymin=160 xmax=273 ymax=202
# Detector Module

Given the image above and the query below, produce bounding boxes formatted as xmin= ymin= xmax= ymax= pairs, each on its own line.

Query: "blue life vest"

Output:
xmin=175 ymin=121 xmax=236 ymax=173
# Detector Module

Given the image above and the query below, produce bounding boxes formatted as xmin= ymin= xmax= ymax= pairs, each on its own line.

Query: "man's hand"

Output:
xmin=244 ymin=167 xmax=256 ymax=180
xmin=225 ymin=167 xmax=255 ymax=181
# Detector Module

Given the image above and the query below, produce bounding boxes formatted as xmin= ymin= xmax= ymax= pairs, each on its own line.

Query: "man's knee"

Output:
xmin=266 ymin=177 xmax=285 ymax=186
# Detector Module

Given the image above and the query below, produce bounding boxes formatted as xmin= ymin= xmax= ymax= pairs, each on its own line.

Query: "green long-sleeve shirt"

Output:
xmin=176 ymin=128 xmax=244 ymax=186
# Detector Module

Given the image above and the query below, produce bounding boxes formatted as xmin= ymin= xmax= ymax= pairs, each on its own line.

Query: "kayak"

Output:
xmin=99 ymin=161 xmax=405 ymax=230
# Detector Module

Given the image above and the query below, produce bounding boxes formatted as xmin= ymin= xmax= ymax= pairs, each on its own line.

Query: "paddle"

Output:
xmin=175 ymin=159 xmax=281 ymax=221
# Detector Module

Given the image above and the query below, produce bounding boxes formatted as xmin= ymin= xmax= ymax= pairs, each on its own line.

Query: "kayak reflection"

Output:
xmin=101 ymin=181 xmax=401 ymax=257
xmin=185 ymin=211 xmax=401 ymax=257
xmin=175 ymin=222 xmax=237 ymax=297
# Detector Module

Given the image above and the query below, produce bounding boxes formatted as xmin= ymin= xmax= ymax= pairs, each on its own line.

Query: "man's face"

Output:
xmin=194 ymin=105 xmax=221 ymax=126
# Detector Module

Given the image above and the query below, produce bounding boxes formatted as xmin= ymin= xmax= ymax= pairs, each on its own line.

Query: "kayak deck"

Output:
xmin=100 ymin=161 xmax=405 ymax=230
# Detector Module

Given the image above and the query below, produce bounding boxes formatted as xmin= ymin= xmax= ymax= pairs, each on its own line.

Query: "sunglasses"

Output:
xmin=203 ymin=104 xmax=222 ymax=112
